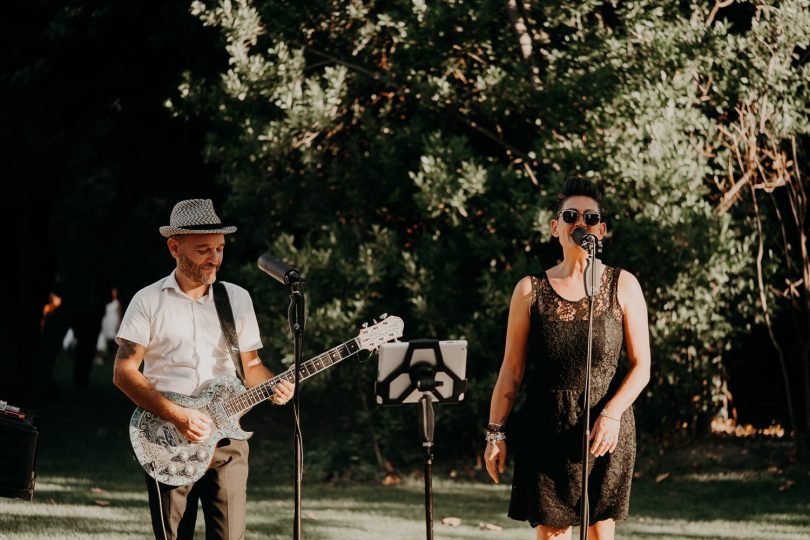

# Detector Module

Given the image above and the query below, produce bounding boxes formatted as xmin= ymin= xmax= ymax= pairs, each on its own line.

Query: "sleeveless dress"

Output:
xmin=507 ymin=266 xmax=636 ymax=528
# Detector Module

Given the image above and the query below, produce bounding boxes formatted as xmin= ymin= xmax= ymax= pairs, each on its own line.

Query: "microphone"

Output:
xmin=258 ymin=254 xmax=303 ymax=285
xmin=572 ymin=227 xmax=598 ymax=250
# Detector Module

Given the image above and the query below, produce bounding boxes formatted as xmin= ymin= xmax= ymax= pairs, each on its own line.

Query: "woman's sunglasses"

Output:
xmin=559 ymin=209 xmax=601 ymax=226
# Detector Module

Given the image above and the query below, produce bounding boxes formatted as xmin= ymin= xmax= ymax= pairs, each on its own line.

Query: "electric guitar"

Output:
xmin=129 ymin=315 xmax=404 ymax=486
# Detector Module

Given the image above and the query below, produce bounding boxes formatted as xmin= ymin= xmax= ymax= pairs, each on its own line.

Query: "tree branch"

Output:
xmin=290 ymin=41 xmax=540 ymax=177
xmin=454 ymin=112 xmax=540 ymax=169
xmin=706 ymin=0 xmax=734 ymax=27
xmin=505 ymin=0 xmax=542 ymax=91
xmin=292 ymin=42 xmax=385 ymax=82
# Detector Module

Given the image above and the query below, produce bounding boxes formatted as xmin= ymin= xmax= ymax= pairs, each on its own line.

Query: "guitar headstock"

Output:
xmin=357 ymin=314 xmax=404 ymax=351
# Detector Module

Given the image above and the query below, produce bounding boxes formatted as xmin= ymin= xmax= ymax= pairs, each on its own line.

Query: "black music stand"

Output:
xmin=375 ymin=340 xmax=467 ymax=540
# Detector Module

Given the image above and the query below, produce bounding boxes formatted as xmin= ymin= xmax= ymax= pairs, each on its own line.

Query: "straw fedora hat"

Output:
xmin=159 ymin=199 xmax=237 ymax=237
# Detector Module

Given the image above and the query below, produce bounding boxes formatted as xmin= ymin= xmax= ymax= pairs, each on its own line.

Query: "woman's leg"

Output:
xmin=587 ymin=518 xmax=615 ymax=540
xmin=535 ymin=525 xmax=572 ymax=540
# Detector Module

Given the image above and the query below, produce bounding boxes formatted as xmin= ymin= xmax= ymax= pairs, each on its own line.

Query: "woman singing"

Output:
xmin=484 ymin=177 xmax=651 ymax=540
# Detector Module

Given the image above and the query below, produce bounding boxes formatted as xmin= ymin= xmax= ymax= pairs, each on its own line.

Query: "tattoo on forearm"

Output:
xmin=116 ymin=339 xmax=136 ymax=359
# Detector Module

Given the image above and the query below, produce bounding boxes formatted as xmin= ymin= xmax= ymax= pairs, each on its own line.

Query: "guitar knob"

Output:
xmin=167 ymin=464 xmax=178 ymax=475
xmin=361 ymin=322 xmax=369 ymax=328
xmin=178 ymin=451 xmax=189 ymax=462
xmin=196 ymin=449 xmax=207 ymax=460
xmin=184 ymin=464 xmax=196 ymax=476
xmin=380 ymin=313 xmax=388 ymax=319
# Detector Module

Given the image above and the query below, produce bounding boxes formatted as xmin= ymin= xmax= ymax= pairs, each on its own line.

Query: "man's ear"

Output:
xmin=167 ymin=237 xmax=180 ymax=257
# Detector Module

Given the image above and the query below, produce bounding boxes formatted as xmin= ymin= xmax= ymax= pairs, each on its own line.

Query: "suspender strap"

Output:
xmin=212 ymin=282 xmax=246 ymax=384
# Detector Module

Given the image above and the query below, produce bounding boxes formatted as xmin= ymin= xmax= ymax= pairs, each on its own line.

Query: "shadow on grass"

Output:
xmin=632 ymin=473 xmax=810 ymax=525
xmin=2 ymin=358 xmax=808 ymax=539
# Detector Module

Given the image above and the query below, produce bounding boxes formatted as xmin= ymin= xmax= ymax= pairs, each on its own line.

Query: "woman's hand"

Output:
xmin=484 ymin=440 xmax=508 ymax=483
xmin=589 ymin=414 xmax=620 ymax=457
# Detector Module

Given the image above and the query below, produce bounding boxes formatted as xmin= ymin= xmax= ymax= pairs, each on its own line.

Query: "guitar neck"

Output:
xmin=224 ymin=338 xmax=361 ymax=416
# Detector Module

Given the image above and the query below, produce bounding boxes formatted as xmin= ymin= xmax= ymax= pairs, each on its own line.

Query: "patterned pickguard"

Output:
xmin=129 ymin=376 xmax=252 ymax=486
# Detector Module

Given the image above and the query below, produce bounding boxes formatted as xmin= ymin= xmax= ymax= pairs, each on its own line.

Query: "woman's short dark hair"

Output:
xmin=556 ymin=176 xmax=604 ymax=213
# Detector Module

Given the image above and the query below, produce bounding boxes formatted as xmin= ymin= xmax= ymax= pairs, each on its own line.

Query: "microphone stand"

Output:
xmin=579 ymin=236 xmax=599 ymax=540
xmin=287 ymin=280 xmax=305 ymax=540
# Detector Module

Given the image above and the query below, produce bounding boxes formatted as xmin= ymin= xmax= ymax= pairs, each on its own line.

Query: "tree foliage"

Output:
xmin=177 ymin=0 xmax=810 ymax=472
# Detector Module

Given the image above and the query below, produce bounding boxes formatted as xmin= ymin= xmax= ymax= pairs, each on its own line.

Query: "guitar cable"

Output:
xmin=293 ymin=397 xmax=304 ymax=491
xmin=150 ymin=461 xmax=169 ymax=540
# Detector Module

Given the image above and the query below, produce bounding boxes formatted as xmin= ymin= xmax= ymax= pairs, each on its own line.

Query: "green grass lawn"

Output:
xmin=1 ymin=358 xmax=808 ymax=539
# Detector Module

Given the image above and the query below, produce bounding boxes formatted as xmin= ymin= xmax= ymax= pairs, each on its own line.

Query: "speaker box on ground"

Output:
xmin=0 ymin=405 xmax=38 ymax=501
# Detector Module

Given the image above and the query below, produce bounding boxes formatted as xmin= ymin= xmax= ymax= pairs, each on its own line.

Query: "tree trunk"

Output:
xmin=750 ymin=185 xmax=798 ymax=437
xmin=359 ymin=393 xmax=392 ymax=473
xmin=504 ymin=0 xmax=542 ymax=90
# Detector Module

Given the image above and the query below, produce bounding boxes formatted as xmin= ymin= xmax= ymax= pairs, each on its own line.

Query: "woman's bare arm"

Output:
xmin=485 ymin=276 xmax=533 ymax=482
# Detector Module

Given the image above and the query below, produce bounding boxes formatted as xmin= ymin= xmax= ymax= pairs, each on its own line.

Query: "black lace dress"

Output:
xmin=507 ymin=266 xmax=635 ymax=528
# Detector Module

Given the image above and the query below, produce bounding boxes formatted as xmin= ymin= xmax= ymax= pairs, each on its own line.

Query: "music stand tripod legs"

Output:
xmin=415 ymin=370 xmax=438 ymax=540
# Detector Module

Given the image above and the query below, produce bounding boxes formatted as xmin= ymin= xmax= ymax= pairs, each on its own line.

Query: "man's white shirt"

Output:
xmin=116 ymin=271 xmax=263 ymax=396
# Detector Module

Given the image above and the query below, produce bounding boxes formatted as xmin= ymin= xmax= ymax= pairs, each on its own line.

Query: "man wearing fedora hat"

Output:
xmin=113 ymin=199 xmax=295 ymax=539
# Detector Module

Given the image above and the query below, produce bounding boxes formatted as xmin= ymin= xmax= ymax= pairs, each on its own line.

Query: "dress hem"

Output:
xmin=507 ymin=509 xmax=630 ymax=529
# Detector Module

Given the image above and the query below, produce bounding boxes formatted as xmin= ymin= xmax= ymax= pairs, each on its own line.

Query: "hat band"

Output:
xmin=176 ymin=222 xmax=225 ymax=230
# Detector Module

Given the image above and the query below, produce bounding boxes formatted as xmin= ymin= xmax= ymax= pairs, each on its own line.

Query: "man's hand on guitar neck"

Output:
xmin=270 ymin=379 xmax=295 ymax=405
xmin=171 ymin=406 xmax=212 ymax=442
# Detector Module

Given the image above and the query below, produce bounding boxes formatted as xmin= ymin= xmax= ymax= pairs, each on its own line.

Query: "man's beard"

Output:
xmin=178 ymin=253 xmax=218 ymax=285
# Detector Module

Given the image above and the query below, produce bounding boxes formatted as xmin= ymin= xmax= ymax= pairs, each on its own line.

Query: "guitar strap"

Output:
xmin=212 ymin=282 xmax=246 ymax=384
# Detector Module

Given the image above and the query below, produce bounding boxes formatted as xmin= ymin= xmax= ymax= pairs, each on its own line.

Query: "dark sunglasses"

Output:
xmin=559 ymin=209 xmax=601 ymax=226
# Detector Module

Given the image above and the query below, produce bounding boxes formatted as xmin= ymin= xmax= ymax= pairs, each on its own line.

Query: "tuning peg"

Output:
xmin=380 ymin=313 xmax=388 ymax=319
xmin=361 ymin=322 xmax=369 ymax=328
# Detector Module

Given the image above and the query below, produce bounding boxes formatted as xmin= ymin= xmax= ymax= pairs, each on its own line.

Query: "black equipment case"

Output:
xmin=0 ymin=401 xmax=38 ymax=501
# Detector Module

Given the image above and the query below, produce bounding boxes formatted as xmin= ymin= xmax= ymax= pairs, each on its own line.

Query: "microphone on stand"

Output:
xmin=258 ymin=252 xmax=306 ymax=540
xmin=258 ymin=254 xmax=303 ymax=285
xmin=572 ymin=227 xmax=597 ymax=249
xmin=573 ymin=227 xmax=600 ymax=296
xmin=573 ymin=225 xmax=602 ymax=540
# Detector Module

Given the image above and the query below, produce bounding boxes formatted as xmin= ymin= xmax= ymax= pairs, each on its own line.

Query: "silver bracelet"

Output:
xmin=599 ymin=410 xmax=621 ymax=421
xmin=485 ymin=431 xmax=506 ymax=444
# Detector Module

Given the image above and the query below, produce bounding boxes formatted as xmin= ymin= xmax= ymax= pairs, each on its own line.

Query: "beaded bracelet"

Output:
xmin=485 ymin=430 xmax=506 ymax=444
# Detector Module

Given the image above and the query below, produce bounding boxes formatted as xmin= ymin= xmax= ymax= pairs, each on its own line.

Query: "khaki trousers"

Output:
xmin=145 ymin=439 xmax=249 ymax=540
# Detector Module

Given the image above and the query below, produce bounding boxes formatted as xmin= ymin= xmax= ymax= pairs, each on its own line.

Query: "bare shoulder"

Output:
xmin=514 ymin=275 xmax=534 ymax=296
xmin=509 ymin=276 xmax=535 ymax=315
xmin=617 ymin=269 xmax=646 ymax=310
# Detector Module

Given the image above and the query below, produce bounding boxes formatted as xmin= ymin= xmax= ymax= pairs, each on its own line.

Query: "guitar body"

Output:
xmin=129 ymin=375 xmax=250 ymax=486
xmin=128 ymin=315 xmax=404 ymax=487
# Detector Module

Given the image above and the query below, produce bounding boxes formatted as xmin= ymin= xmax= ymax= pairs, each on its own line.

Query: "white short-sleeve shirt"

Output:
xmin=116 ymin=271 xmax=263 ymax=396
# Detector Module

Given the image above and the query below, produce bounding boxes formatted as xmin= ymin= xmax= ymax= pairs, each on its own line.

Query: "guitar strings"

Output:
xmin=222 ymin=340 xmax=359 ymax=416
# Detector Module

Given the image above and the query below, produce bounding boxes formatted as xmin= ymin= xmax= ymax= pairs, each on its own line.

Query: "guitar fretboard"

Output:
xmin=223 ymin=338 xmax=361 ymax=416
